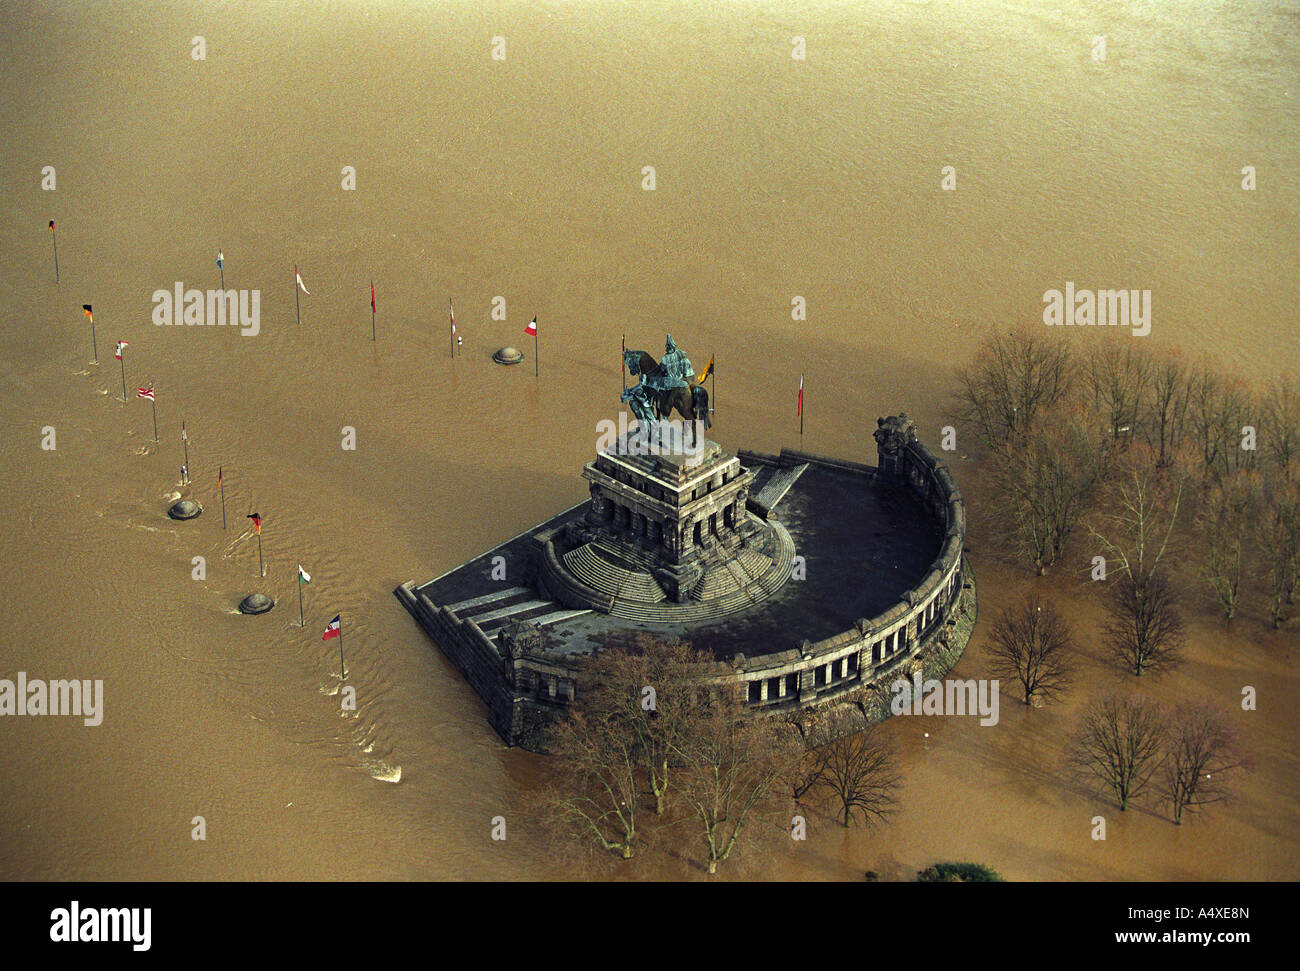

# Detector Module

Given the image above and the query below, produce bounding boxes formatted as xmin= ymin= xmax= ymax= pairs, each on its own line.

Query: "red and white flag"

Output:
xmin=524 ymin=315 xmax=537 ymax=336
xmin=181 ymin=421 xmax=188 ymax=442
xmin=295 ymin=266 xmax=310 ymax=295
xmin=797 ymin=373 xmax=804 ymax=417
xmin=115 ymin=340 xmax=129 ymax=360
xmin=322 ymin=614 xmax=341 ymax=641
xmin=137 ymin=386 xmax=154 ymax=401
xmin=450 ymin=299 xmax=456 ymax=336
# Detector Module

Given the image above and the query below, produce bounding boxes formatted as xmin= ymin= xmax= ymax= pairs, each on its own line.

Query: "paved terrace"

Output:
xmin=412 ymin=459 xmax=941 ymax=661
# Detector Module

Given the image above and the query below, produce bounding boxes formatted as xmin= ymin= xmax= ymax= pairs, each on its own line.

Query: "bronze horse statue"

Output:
xmin=622 ymin=348 xmax=712 ymax=431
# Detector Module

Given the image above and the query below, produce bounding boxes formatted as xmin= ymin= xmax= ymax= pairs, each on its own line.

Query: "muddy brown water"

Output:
xmin=0 ymin=0 xmax=1296 ymax=879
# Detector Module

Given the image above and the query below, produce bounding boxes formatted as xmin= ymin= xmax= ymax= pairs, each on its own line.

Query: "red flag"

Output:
xmin=370 ymin=282 xmax=376 ymax=314
xmin=797 ymin=373 xmax=804 ymax=417
xmin=525 ymin=316 xmax=537 ymax=336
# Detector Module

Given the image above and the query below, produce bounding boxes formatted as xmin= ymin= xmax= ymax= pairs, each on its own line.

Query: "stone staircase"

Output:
xmin=554 ymin=522 xmax=797 ymax=624
xmin=563 ymin=542 xmax=668 ymax=605
xmin=442 ymin=585 xmax=590 ymax=638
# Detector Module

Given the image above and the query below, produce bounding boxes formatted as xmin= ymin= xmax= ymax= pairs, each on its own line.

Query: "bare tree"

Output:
xmin=986 ymin=594 xmax=1076 ymax=705
xmin=1258 ymin=475 xmax=1300 ymax=628
xmin=1082 ymin=342 xmax=1152 ymax=442
xmin=1160 ymin=701 xmax=1245 ymax=825
xmin=1072 ymin=694 xmax=1165 ymax=811
xmin=579 ymin=634 xmax=711 ymax=815
xmin=543 ymin=705 xmax=641 ymax=860
xmin=1141 ymin=349 xmax=1189 ymax=468
xmin=1088 ymin=457 xmax=1185 ymax=582
xmin=1186 ymin=366 xmax=1252 ymax=479
xmin=954 ymin=328 xmax=1074 ymax=448
xmin=1194 ymin=472 xmax=1259 ymax=620
xmin=1104 ymin=569 xmax=1185 ymax=676
xmin=993 ymin=408 xmax=1116 ymax=575
xmin=818 ymin=724 xmax=901 ymax=827
xmin=783 ymin=714 xmax=831 ymax=804
xmin=671 ymin=687 xmax=800 ymax=874
xmin=1259 ymin=375 xmax=1300 ymax=477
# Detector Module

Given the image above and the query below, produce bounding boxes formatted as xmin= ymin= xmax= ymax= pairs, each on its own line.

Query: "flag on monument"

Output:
xmin=295 ymin=267 xmax=310 ymax=295
xmin=298 ymin=564 xmax=311 ymax=584
xmin=82 ymin=304 xmax=93 ymax=322
xmin=114 ymin=340 xmax=128 ymax=360
xmin=698 ymin=354 xmax=715 ymax=383
xmin=136 ymin=386 xmax=154 ymax=401
xmin=247 ymin=512 xmax=261 ymax=534
xmin=797 ymin=373 xmax=804 ymax=417
xmin=322 ymin=614 xmax=341 ymax=640
xmin=525 ymin=316 xmax=537 ymax=336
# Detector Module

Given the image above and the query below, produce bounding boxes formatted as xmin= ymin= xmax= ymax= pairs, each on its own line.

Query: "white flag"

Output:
xmin=295 ymin=269 xmax=310 ymax=295
xmin=298 ymin=564 xmax=311 ymax=584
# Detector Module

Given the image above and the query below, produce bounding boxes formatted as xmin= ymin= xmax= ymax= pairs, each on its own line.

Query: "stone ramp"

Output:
xmin=752 ymin=463 xmax=809 ymax=514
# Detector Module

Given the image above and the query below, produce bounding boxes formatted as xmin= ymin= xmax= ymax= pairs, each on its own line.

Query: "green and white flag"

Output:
xmin=298 ymin=564 xmax=311 ymax=584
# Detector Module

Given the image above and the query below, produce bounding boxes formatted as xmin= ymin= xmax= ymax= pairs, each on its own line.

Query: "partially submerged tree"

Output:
xmin=1088 ymin=457 xmax=1185 ymax=582
xmin=993 ymin=409 xmax=1115 ymax=575
xmin=543 ymin=705 xmax=641 ymax=860
xmin=1082 ymin=342 xmax=1152 ymax=442
xmin=1258 ymin=475 xmax=1300 ymax=628
xmin=1072 ymin=694 xmax=1165 ymax=811
xmin=954 ymin=327 xmax=1073 ymax=449
xmin=1104 ymin=569 xmax=1185 ymax=676
xmin=1141 ymin=349 xmax=1189 ymax=469
xmin=1159 ymin=701 xmax=1245 ymax=825
xmin=817 ymin=724 xmax=901 ymax=828
xmin=986 ymin=593 xmax=1076 ymax=705
xmin=579 ymin=634 xmax=711 ymax=815
xmin=1195 ymin=472 xmax=1259 ymax=620
xmin=671 ymin=686 xmax=800 ymax=874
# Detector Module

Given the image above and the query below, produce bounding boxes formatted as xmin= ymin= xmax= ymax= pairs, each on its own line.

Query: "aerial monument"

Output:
xmin=397 ymin=335 xmax=975 ymax=749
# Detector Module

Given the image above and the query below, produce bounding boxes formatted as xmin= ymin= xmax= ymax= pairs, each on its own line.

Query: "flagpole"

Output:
xmin=151 ymin=397 xmax=158 ymax=442
xmin=712 ymin=359 xmax=716 ymax=414
xmin=339 ymin=622 xmax=346 ymax=680
xmin=50 ymin=224 xmax=59 ymax=283
xmin=621 ymin=334 xmax=626 ymax=392
xmin=257 ymin=530 xmax=264 ymax=578
xmin=534 ymin=331 xmax=539 ymax=378
xmin=218 ymin=251 xmax=225 ymax=291
xmin=800 ymin=375 xmax=805 ymax=440
xmin=119 ymin=353 xmax=127 ymax=403
xmin=294 ymin=264 xmax=301 ymax=326
xmin=298 ymin=571 xmax=305 ymax=628
xmin=371 ymin=280 xmax=376 ymax=342
xmin=219 ymin=466 xmax=227 ymax=530
xmin=89 ymin=315 xmax=97 ymax=364
xmin=182 ymin=421 xmax=190 ymax=478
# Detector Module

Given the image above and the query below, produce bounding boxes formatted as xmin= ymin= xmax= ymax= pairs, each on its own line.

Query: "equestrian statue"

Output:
xmin=621 ymin=335 xmax=712 ymax=435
